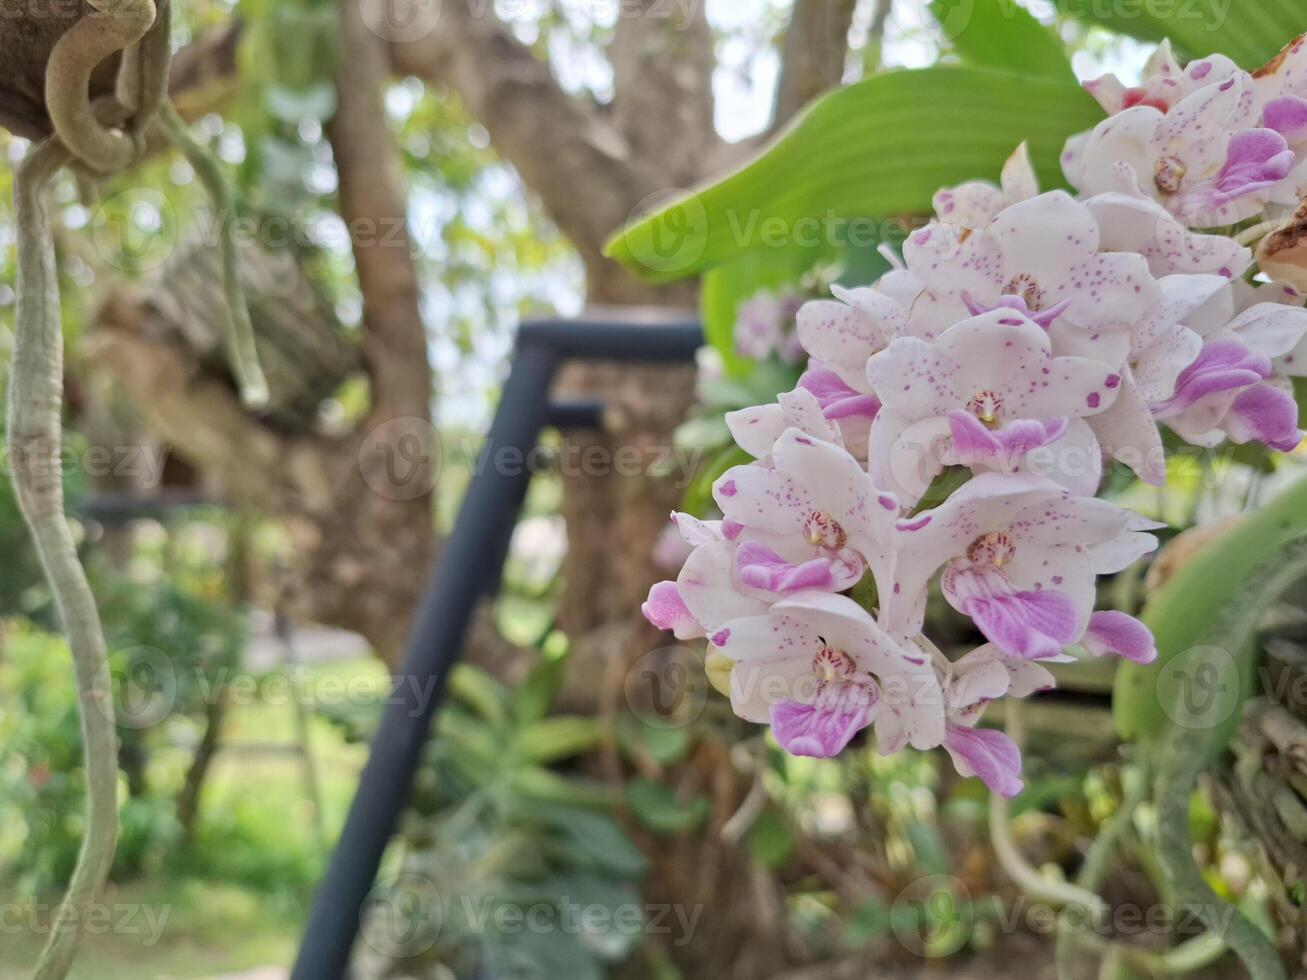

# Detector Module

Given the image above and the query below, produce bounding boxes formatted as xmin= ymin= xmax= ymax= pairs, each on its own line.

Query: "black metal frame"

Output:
xmin=290 ymin=317 xmax=703 ymax=980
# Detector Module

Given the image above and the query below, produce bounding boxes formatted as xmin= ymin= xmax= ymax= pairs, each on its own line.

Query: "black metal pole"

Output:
xmin=290 ymin=318 xmax=702 ymax=979
xmin=518 ymin=318 xmax=702 ymax=362
xmin=290 ymin=339 xmax=560 ymax=980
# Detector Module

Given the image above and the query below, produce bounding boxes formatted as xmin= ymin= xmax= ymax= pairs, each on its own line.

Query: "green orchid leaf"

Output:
xmin=514 ymin=716 xmax=604 ymax=764
xmin=605 ymin=67 xmax=1103 ymax=283
xmin=932 ymin=0 xmax=1076 ymax=82
xmin=625 ymin=778 xmax=710 ymax=835
xmin=1114 ymin=474 xmax=1307 ymax=745
xmin=1050 ymin=0 xmax=1302 ymax=68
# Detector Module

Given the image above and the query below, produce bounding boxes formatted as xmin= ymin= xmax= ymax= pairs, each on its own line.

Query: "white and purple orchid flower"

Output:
xmin=1071 ymin=69 xmax=1294 ymax=227
xmin=882 ymin=474 xmax=1157 ymax=659
xmin=643 ymin=36 xmax=1307 ymax=799
xmin=933 ymin=142 xmax=1039 ymax=231
xmin=713 ymin=592 xmax=943 ymax=761
xmin=865 ymin=309 xmax=1121 ymax=502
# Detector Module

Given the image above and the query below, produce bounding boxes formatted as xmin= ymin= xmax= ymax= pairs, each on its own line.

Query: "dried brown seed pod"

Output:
xmin=1257 ymin=200 xmax=1307 ymax=293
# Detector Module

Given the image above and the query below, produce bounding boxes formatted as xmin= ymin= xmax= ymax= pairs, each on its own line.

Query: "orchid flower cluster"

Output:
xmin=644 ymin=36 xmax=1307 ymax=798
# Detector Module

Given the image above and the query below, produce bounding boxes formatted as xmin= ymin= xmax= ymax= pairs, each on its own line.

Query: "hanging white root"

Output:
xmin=11 ymin=139 xmax=121 ymax=980
xmin=158 ymin=104 xmax=270 ymax=408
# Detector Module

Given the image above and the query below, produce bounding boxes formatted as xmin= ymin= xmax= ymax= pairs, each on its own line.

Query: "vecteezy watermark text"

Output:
xmin=0 ymin=901 xmax=171 ymax=947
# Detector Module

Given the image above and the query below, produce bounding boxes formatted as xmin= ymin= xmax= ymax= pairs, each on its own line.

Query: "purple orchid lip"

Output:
xmin=798 ymin=367 xmax=881 ymax=421
xmin=944 ymin=724 xmax=1024 ymax=797
xmin=947 ymin=411 xmax=1069 ymax=469
xmin=1153 ymin=338 xmax=1270 ymax=414
xmin=944 ymin=564 xmax=1078 ymax=661
xmin=735 ymin=542 xmax=841 ymax=594
xmin=961 ymin=291 xmax=1071 ymax=329
xmin=1170 ymin=129 xmax=1294 ymax=221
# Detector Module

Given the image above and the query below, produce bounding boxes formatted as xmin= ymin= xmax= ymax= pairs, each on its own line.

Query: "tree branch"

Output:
xmin=608 ymin=0 xmax=719 ymax=185
xmin=329 ymin=0 xmax=432 ymax=424
xmin=863 ymin=0 xmax=893 ymax=75
xmin=386 ymin=0 xmax=656 ymax=267
xmin=772 ymin=0 xmax=858 ymax=129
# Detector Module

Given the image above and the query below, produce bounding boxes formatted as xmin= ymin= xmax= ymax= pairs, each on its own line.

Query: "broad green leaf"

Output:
xmin=447 ymin=664 xmax=507 ymax=727
xmin=605 ymin=67 xmax=1104 ymax=283
xmin=509 ymin=766 xmax=615 ymax=807
xmin=932 ymin=0 xmax=1075 ymax=82
xmin=514 ymin=715 xmax=603 ymax=764
xmin=842 ymin=898 xmax=895 ymax=948
xmin=1047 ymin=0 xmax=1167 ymax=46
xmin=615 ymin=713 xmax=692 ymax=766
xmin=747 ymin=808 xmax=795 ymax=868
xmin=625 ymin=778 xmax=710 ymax=834
xmin=1114 ymin=473 xmax=1307 ymax=743
xmin=1051 ymin=0 xmax=1302 ymax=68
xmin=493 ymin=930 xmax=605 ymax=980
xmin=539 ymin=874 xmax=646 ymax=958
xmin=510 ymin=655 xmax=564 ymax=725
xmin=525 ymin=804 xmax=649 ymax=877
xmin=435 ymin=707 xmax=504 ymax=782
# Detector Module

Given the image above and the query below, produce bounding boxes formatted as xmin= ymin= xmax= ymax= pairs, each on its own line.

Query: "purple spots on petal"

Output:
xmin=719 ymin=479 xmax=737 ymax=497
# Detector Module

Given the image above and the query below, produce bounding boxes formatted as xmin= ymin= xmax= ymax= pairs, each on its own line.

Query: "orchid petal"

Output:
xmin=770 ymin=678 xmax=878 ymax=757
xmin=1082 ymin=611 xmax=1157 ymax=664
xmin=943 ymin=724 xmax=1024 ymax=797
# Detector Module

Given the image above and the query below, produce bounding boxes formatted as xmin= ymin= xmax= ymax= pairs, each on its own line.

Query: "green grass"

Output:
xmin=0 ymin=878 xmax=298 ymax=979
xmin=0 ymin=653 xmax=389 ymax=978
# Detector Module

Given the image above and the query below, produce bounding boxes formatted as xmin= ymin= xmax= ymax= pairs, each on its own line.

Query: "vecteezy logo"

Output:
xmin=362 ymin=873 xmax=442 ymax=958
xmin=1157 ymin=645 xmax=1242 ymax=731
xmin=622 ymin=189 xmax=709 ymax=275
xmin=625 ymin=646 xmax=709 ymax=729
xmin=110 ymin=646 xmax=178 ymax=730
xmin=891 ymin=874 xmax=973 ymax=957
xmin=358 ymin=0 xmax=442 ymax=42
xmin=358 ymin=416 xmax=440 ymax=501
xmin=90 ymin=188 xmax=178 ymax=273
